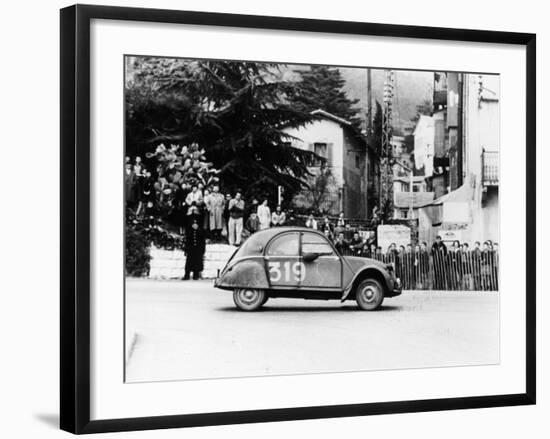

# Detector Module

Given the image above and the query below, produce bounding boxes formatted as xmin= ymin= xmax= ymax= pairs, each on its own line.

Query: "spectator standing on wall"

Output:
xmin=202 ymin=188 xmax=211 ymax=233
xmin=124 ymin=162 xmax=136 ymax=208
xmin=228 ymin=192 xmax=245 ymax=246
xmin=173 ymin=183 xmax=189 ymax=235
xmin=133 ymin=155 xmax=144 ymax=176
xmin=222 ymin=193 xmax=232 ymax=236
xmin=257 ymin=199 xmax=271 ymax=230
xmin=245 ymin=211 xmax=261 ymax=234
xmin=334 ymin=232 xmax=349 ymax=255
xmin=246 ymin=198 xmax=259 ymax=220
xmin=185 ymin=185 xmax=203 ymax=207
xmin=271 ymin=205 xmax=286 ymax=227
xmin=320 ymin=216 xmax=334 ymax=238
xmin=349 ymin=232 xmax=364 ymax=256
xmin=205 ymin=185 xmax=225 ymax=241
xmin=335 ymin=211 xmax=346 ymax=236
xmin=136 ymin=170 xmax=154 ymax=216
xmin=365 ymin=232 xmax=376 ymax=250
xmin=336 ymin=211 xmax=346 ymax=228
xmin=305 ymin=214 xmax=318 ymax=230
xmin=343 ymin=223 xmax=354 ymax=240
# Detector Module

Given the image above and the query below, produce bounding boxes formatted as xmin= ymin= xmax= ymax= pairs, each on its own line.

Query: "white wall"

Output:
xmin=284 ymin=118 xmax=345 ymax=184
xmin=1 ymin=1 xmax=547 ymax=439
xmin=463 ymin=74 xmax=501 ymax=245
xmin=464 ymin=74 xmax=501 ymax=178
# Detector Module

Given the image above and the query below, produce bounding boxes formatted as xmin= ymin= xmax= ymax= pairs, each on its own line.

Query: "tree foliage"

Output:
xmin=126 ymin=57 xmax=318 ymax=202
xmin=287 ymin=65 xmax=363 ymax=129
xmin=144 ymin=143 xmax=220 ymax=220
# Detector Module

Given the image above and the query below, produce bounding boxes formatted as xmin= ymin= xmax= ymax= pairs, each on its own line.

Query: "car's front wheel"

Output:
xmin=355 ymin=279 xmax=384 ymax=310
xmin=233 ymin=288 xmax=266 ymax=311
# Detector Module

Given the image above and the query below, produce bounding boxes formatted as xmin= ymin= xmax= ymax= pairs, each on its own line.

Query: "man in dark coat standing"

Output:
xmin=183 ymin=215 xmax=206 ymax=280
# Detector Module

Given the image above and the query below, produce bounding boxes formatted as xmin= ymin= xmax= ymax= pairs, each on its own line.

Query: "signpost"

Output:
xmin=377 ymin=224 xmax=411 ymax=250
xmin=439 ymin=228 xmax=467 ymax=244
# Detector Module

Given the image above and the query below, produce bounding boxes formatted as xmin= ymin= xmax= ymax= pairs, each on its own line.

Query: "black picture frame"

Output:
xmin=60 ymin=4 xmax=536 ymax=434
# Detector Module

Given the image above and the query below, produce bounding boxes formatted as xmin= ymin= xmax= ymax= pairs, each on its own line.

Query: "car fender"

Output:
xmin=341 ymin=266 xmax=391 ymax=301
xmin=215 ymin=257 xmax=269 ymax=290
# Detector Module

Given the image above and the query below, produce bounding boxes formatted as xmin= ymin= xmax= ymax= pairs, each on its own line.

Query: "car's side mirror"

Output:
xmin=303 ymin=252 xmax=320 ymax=263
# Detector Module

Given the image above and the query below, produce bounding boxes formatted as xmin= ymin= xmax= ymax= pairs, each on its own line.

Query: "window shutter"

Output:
xmin=326 ymin=143 xmax=334 ymax=167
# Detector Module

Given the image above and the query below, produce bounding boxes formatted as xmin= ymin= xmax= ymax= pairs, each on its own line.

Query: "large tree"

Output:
xmin=287 ymin=65 xmax=363 ymax=128
xmin=126 ymin=57 xmax=318 ymax=203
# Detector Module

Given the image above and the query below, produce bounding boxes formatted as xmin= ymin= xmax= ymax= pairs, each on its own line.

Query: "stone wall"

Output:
xmin=148 ymin=244 xmax=236 ymax=279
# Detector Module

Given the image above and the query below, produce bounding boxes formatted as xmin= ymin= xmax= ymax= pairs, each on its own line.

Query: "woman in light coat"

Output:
xmin=205 ymin=185 xmax=225 ymax=240
xmin=257 ymin=199 xmax=271 ymax=230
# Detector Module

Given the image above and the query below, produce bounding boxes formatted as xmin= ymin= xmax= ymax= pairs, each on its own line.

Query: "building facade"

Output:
xmin=416 ymin=72 xmax=500 ymax=246
xmin=283 ymin=109 xmax=376 ymax=219
xmin=393 ymin=175 xmax=434 ymax=220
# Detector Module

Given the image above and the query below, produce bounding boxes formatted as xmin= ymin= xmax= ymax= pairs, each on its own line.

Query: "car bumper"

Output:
xmin=388 ymin=277 xmax=402 ymax=297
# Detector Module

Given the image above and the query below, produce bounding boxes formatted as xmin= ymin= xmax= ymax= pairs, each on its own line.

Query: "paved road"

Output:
xmin=125 ymin=279 xmax=499 ymax=383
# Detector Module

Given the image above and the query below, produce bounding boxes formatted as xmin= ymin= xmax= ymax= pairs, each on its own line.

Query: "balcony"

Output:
xmin=482 ymin=150 xmax=499 ymax=186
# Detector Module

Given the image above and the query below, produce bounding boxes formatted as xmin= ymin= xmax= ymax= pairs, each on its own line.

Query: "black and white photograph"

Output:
xmin=0 ymin=0 xmax=544 ymax=436
xmin=124 ymin=56 xmax=501 ymax=383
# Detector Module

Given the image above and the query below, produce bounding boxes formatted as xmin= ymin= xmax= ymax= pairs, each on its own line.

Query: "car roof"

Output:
xmin=234 ymin=227 xmax=327 ymax=257
xmin=254 ymin=226 xmax=325 ymax=241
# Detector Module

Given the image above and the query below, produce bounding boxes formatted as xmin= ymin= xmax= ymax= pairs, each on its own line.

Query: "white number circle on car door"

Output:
xmin=268 ymin=261 xmax=306 ymax=283
xmin=265 ymin=232 xmax=304 ymax=287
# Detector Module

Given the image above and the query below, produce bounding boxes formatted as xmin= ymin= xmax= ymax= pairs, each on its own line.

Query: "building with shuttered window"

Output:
xmin=283 ymin=109 xmax=378 ymax=219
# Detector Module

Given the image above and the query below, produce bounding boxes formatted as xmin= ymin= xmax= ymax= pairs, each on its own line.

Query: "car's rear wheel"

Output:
xmin=233 ymin=288 xmax=266 ymax=311
xmin=355 ymin=279 xmax=384 ymax=310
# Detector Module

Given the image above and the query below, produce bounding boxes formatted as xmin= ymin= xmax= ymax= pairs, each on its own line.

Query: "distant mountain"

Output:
xmin=339 ymin=68 xmax=434 ymax=135
xmin=277 ymin=64 xmax=433 ymax=134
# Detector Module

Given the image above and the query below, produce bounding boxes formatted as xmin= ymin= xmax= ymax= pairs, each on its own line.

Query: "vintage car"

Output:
xmin=214 ymin=227 xmax=402 ymax=311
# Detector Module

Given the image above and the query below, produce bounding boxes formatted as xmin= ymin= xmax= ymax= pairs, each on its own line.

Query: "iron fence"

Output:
xmin=339 ymin=248 xmax=499 ymax=291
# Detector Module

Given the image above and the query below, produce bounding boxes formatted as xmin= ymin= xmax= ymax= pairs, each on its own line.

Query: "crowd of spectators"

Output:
xmin=125 ymin=154 xmax=294 ymax=247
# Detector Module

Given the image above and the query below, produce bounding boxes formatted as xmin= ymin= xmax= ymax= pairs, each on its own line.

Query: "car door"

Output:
xmin=264 ymin=232 xmax=302 ymax=288
xmin=300 ymin=231 xmax=342 ymax=290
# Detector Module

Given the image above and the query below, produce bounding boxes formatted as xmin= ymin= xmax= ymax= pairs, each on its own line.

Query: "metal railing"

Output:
xmin=482 ymin=150 xmax=499 ymax=186
xmin=339 ymin=248 xmax=499 ymax=291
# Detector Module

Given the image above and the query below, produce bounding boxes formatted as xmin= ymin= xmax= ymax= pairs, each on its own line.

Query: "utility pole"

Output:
xmin=365 ymin=68 xmax=373 ymax=219
xmin=380 ymin=69 xmax=395 ymax=220
xmin=366 ymin=68 xmax=372 ymax=134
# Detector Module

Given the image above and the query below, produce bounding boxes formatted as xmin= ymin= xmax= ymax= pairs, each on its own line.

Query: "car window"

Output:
xmin=232 ymin=233 xmax=264 ymax=258
xmin=301 ymin=232 xmax=334 ymax=255
xmin=266 ymin=232 xmax=299 ymax=256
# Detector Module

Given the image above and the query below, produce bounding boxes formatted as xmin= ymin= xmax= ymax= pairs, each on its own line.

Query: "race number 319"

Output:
xmin=268 ymin=261 xmax=306 ymax=282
